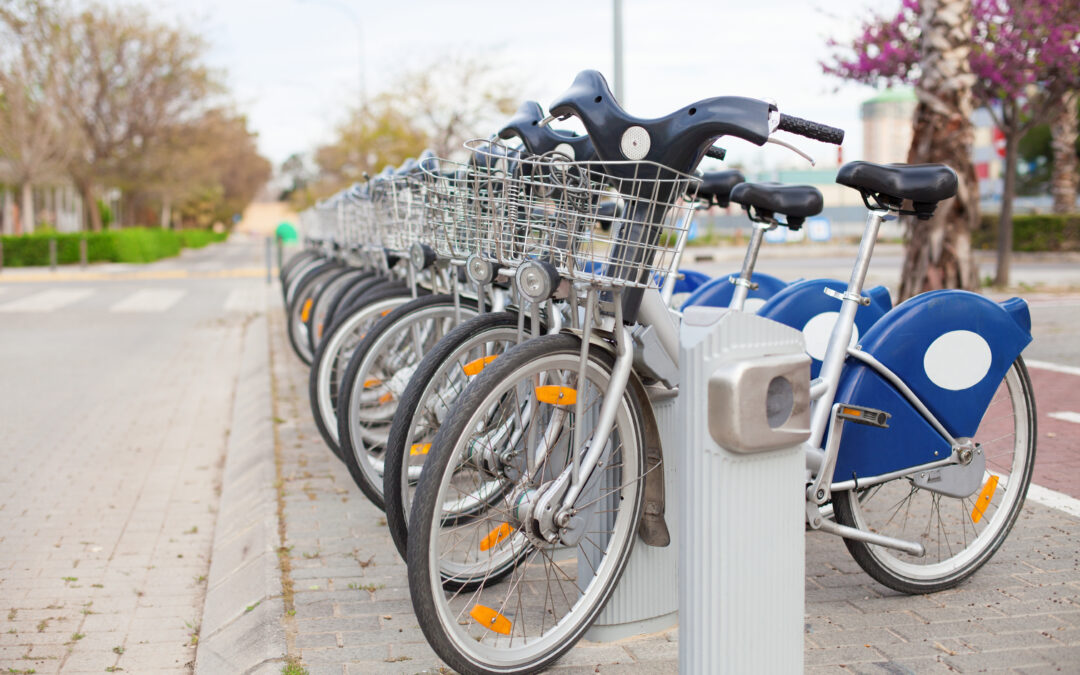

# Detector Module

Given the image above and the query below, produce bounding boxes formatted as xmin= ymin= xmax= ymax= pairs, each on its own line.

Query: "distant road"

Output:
xmin=235 ymin=200 xmax=299 ymax=237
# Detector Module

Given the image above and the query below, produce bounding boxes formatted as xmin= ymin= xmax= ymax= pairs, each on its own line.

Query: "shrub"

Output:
xmin=0 ymin=227 xmax=227 ymax=267
xmin=974 ymin=213 xmax=1080 ymax=252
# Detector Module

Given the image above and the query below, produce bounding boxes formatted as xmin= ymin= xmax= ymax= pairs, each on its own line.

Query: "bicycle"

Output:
xmin=404 ymin=69 xmax=1035 ymax=674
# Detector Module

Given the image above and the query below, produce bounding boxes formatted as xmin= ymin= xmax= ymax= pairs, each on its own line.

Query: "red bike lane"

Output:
xmin=1026 ymin=363 xmax=1080 ymax=499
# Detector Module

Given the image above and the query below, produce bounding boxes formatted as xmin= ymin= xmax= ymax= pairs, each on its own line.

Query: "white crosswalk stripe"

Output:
xmin=0 ymin=289 xmax=94 ymax=312
xmin=223 ymin=287 xmax=265 ymax=313
xmin=109 ymin=289 xmax=186 ymax=313
xmin=1048 ymin=411 xmax=1080 ymax=425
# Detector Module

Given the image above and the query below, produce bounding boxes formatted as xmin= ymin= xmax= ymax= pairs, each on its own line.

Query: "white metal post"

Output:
xmin=677 ymin=307 xmax=811 ymax=674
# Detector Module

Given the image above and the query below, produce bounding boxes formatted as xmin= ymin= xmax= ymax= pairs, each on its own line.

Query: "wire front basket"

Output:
xmin=371 ymin=172 xmax=426 ymax=254
xmin=465 ymin=139 xmax=701 ymax=290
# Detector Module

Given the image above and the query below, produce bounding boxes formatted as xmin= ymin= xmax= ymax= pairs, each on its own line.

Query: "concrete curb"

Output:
xmin=195 ymin=309 xmax=287 ymax=674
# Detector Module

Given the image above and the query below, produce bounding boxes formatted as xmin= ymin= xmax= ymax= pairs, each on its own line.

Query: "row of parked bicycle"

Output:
xmin=275 ymin=69 xmax=1036 ymax=674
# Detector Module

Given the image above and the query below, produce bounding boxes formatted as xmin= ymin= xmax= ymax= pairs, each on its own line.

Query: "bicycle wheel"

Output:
xmin=307 ymin=268 xmax=368 ymax=355
xmin=384 ymin=311 xmax=535 ymax=560
xmin=832 ymin=356 xmax=1036 ymax=594
xmin=308 ymin=282 xmax=412 ymax=460
xmin=280 ymin=249 xmax=321 ymax=293
xmin=337 ymin=294 xmax=481 ymax=509
xmin=407 ymin=334 xmax=646 ymax=674
xmin=286 ymin=261 xmax=342 ymax=364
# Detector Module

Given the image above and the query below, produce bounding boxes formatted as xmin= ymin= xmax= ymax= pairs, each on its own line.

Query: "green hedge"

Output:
xmin=0 ymin=228 xmax=228 ymax=267
xmin=974 ymin=213 xmax=1080 ymax=252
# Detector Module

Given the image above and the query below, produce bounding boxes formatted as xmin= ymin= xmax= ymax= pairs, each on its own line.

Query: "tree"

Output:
xmin=53 ymin=2 xmax=217 ymax=231
xmin=825 ymin=0 xmax=1080 ymax=289
xmin=0 ymin=0 xmax=74 ymax=234
xmin=391 ymin=53 xmax=519 ymax=159
xmin=304 ymin=53 xmax=519 ymax=207
xmin=825 ymin=0 xmax=980 ymax=298
xmin=1049 ymin=91 xmax=1078 ymax=213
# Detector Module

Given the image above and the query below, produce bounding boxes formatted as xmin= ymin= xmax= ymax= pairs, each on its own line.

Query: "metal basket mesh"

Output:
xmin=465 ymin=140 xmax=700 ymax=290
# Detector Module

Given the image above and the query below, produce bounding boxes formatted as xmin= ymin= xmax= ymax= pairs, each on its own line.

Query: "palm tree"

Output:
xmin=898 ymin=0 xmax=981 ymax=300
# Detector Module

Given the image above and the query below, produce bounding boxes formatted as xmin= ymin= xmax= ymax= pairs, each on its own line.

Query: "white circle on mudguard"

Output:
xmin=554 ymin=143 xmax=575 ymax=160
xmin=924 ymin=330 xmax=992 ymax=390
xmin=802 ymin=312 xmax=858 ymax=361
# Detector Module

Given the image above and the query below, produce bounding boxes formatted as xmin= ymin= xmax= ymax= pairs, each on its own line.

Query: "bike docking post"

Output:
xmin=677 ymin=307 xmax=811 ymax=673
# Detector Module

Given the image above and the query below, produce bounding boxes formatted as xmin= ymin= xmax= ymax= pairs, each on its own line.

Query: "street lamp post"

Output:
xmin=612 ymin=0 xmax=624 ymax=103
xmin=298 ymin=0 xmax=366 ymax=111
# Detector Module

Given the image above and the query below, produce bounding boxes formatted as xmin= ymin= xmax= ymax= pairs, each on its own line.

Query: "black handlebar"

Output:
xmin=498 ymin=100 xmax=596 ymax=161
xmin=776 ymin=114 xmax=845 ymax=145
xmin=705 ymin=146 xmax=727 ymax=161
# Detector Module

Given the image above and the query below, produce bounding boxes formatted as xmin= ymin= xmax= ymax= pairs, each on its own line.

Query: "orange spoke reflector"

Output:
xmin=470 ymin=604 xmax=511 ymax=635
xmin=316 ymin=323 xmax=324 ymax=339
xmin=381 ymin=309 xmax=392 ymax=317
xmin=479 ymin=522 xmax=513 ymax=552
xmin=971 ymin=475 xmax=1000 ymax=524
xmin=300 ymin=298 xmax=313 ymax=322
xmin=410 ymin=443 xmax=431 ymax=456
xmin=363 ymin=378 xmax=383 ymax=388
xmin=462 ymin=355 xmax=498 ymax=377
xmin=378 ymin=392 xmax=394 ymax=405
xmin=535 ymin=385 xmax=576 ymax=406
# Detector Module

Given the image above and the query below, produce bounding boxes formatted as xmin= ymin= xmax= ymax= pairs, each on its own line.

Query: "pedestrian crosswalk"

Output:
xmin=0 ymin=285 xmax=268 ymax=315
xmin=0 ymin=289 xmax=94 ymax=313
xmin=109 ymin=289 xmax=186 ymax=313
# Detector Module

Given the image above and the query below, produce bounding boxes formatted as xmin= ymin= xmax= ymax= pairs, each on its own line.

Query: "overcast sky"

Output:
xmin=139 ymin=0 xmax=899 ymax=171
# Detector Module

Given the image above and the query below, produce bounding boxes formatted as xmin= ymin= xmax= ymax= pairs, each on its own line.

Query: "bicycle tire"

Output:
xmin=832 ymin=356 xmax=1036 ymax=594
xmin=307 ymin=282 xmax=414 ymax=461
xmin=286 ymin=261 xmax=342 ymax=364
xmin=383 ymin=311 xmax=536 ymax=560
xmin=337 ymin=294 xmax=481 ymax=509
xmin=407 ymin=333 xmax=646 ymax=674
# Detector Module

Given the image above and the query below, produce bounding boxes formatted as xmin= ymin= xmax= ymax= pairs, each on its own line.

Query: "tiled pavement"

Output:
xmin=266 ymin=305 xmax=1080 ymax=674
xmin=0 ymin=286 xmax=259 ymax=673
xmin=0 ymin=239 xmax=267 ymax=674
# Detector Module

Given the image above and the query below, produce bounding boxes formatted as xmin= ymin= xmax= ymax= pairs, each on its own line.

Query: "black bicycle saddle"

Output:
xmin=836 ymin=161 xmax=957 ymax=218
xmin=730 ymin=182 xmax=823 ymax=229
xmin=697 ymin=170 xmax=746 ymax=207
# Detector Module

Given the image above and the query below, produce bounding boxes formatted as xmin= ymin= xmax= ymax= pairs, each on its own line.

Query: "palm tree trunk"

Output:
xmin=1050 ymin=91 xmax=1078 ymax=214
xmin=898 ymin=0 xmax=980 ymax=300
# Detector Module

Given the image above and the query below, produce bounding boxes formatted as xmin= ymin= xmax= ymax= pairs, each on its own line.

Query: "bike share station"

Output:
xmin=581 ymin=302 xmax=811 ymax=674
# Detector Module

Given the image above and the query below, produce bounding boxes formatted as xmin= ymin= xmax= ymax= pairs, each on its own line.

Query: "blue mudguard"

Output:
xmin=674 ymin=269 xmax=711 ymax=295
xmin=680 ymin=271 xmax=787 ymax=312
xmin=831 ymin=290 xmax=1032 ymax=482
xmin=756 ymin=279 xmax=893 ymax=378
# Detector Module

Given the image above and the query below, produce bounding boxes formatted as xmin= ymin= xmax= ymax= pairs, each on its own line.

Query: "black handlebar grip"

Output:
xmin=705 ymin=145 xmax=727 ymax=161
xmin=777 ymin=114 xmax=845 ymax=145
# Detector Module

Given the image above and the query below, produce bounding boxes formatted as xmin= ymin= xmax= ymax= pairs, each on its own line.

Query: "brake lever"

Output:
xmin=766 ymin=135 xmax=816 ymax=167
xmin=537 ymin=114 xmax=571 ymax=128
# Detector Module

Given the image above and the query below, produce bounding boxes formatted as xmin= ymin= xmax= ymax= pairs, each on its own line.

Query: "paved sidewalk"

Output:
xmin=0 ymin=293 xmax=256 ymax=673
xmin=264 ymin=304 xmax=1080 ymax=674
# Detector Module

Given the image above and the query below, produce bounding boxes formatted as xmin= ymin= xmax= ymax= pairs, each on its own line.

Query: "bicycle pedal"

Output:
xmin=836 ymin=403 xmax=890 ymax=428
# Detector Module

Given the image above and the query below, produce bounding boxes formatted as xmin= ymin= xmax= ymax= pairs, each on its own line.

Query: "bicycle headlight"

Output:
xmin=516 ymin=260 xmax=560 ymax=304
xmin=466 ymin=254 xmax=495 ymax=285
xmin=409 ymin=242 xmax=436 ymax=271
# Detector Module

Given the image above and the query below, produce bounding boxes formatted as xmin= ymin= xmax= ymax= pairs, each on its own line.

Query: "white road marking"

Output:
xmin=1026 ymin=482 xmax=1080 ymax=519
xmin=109 ymin=289 xmax=185 ymax=313
xmin=0 ymin=289 xmax=94 ymax=312
xmin=223 ymin=287 xmax=265 ymax=313
xmin=1048 ymin=411 xmax=1080 ymax=425
xmin=1026 ymin=359 xmax=1080 ymax=377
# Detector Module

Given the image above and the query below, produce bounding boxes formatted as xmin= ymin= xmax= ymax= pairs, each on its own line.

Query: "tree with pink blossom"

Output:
xmin=825 ymin=0 xmax=1080 ymax=290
